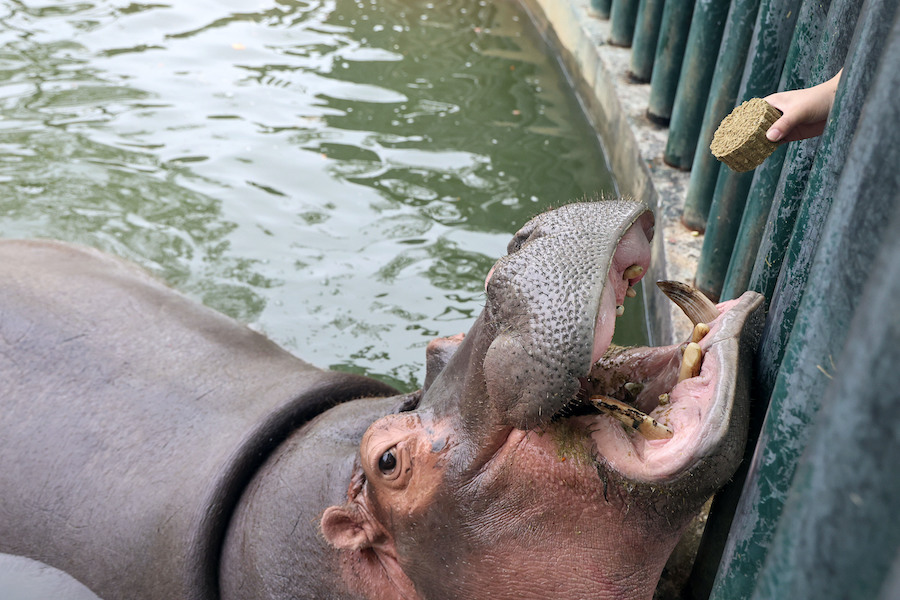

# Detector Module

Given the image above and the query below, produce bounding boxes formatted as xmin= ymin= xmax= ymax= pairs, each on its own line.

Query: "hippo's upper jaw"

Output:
xmin=476 ymin=200 xmax=655 ymax=432
xmin=411 ymin=198 xmax=655 ymax=450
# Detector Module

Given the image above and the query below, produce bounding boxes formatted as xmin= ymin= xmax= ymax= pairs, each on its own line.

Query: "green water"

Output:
xmin=0 ymin=0 xmax=646 ymax=390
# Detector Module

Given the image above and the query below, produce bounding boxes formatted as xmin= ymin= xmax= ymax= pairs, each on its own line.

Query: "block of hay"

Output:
xmin=710 ymin=98 xmax=783 ymax=172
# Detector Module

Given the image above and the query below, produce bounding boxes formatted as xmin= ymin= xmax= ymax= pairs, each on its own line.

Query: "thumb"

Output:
xmin=766 ymin=114 xmax=791 ymax=142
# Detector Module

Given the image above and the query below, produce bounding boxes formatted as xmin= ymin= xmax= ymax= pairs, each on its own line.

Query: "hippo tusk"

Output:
xmin=656 ymin=280 xmax=719 ymax=325
xmin=591 ymin=395 xmax=674 ymax=440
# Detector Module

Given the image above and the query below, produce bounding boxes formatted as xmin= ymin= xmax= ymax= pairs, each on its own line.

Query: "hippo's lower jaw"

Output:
xmin=568 ymin=283 xmax=764 ymax=499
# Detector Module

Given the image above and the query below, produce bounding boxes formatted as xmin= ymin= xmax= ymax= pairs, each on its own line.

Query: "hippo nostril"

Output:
xmin=506 ymin=222 xmax=539 ymax=255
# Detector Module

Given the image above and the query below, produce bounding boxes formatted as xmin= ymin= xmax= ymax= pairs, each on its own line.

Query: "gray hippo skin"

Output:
xmin=0 ymin=198 xmax=764 ymax=600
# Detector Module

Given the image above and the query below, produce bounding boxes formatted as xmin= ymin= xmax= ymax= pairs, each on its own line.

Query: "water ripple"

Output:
xmin=0 ymin=0 xmax=626 ymax=389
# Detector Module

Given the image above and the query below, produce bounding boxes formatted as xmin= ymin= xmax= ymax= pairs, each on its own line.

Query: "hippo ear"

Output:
xmin=321 ymin=503 xmax=385 ymax=551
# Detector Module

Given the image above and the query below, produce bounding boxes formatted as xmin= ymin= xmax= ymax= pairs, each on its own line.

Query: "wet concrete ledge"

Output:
xmin=519 ymin=0 xmax=702 ymax=345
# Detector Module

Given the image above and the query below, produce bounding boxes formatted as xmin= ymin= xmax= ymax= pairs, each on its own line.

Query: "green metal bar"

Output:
xmin=679 ymin=5 xmax=779 ymax=594
xmin=693 ymin=0 xmax=802 ymax=301
xmin=720 ymin=0 xmax=843 ymax=301
xmin=717 ymin=145 xmax=786 ymax=300
xmin=646 ymin=0 xmax=696 ymax=124
xmin=683 ymin=388 xmax=769 ymax=600
xmin=708 ymin=12 xmax=897 ymax=598
xmin=882 ymin=565 xmax=900 ymax=600
xmin=724 ymin=19 xmax=900 ymax=598
xmin=628 ymin=0 xmax=666 ymax=82
xmin=737 ymin=0 xmax=837 ymax=302
xmin=664 ymin=0 xmax=732 ymax=170
xmin=695 ymin=165 xmax=753 ymax=300
xmin=609 ymin=0 xmax=640 ymax=46
xmin=591 ymin=0 xmax=613 ymax=19
xmin=749 ymin=0 xmax=873 ymax=397
xmin=681 ymin=0 xmax=761 ymax=232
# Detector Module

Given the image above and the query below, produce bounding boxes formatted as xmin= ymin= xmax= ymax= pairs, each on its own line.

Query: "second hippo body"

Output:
xmin=0 ymin=240 xmax=399 ymax=600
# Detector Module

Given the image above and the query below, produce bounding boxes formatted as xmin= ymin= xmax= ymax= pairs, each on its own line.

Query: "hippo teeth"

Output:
xmin=691 ymin=322 xmax=710 ymax=343
xmin=583 ymin=307 xmax=711 ymax=441
xmin=623 ymin=264 xmax=644 ymax=281
xmin=590 ymin=395 xmax=673 ymax=440
xmin=616 ymin=265 xmax=643 ymax=315
xmin=678 ymin=342 xmax=703 ymax=382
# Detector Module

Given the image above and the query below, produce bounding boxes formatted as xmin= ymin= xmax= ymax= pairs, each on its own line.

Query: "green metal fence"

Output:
xmin=590 ymin=1 xmax=900 ymax=598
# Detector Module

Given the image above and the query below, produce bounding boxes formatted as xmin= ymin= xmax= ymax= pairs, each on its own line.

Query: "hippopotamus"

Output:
xmin=0 ymin=198 xmax=763 ymax=600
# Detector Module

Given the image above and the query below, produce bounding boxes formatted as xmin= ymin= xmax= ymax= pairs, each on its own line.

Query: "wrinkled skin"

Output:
xmin=0 ymin=198 xmax=763 ymax=600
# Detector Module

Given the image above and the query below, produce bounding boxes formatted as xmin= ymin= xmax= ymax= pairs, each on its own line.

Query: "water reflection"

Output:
xmin=0 ymin=0 xmax=636 ymax=390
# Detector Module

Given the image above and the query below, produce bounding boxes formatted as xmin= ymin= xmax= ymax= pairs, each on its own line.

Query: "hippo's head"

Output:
xmin=321 ymin=199 xmax=763 ymax=600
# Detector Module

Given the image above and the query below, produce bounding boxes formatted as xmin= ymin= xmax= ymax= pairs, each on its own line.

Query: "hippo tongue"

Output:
xmin=472 ymin=199 xmax=654 ymax=431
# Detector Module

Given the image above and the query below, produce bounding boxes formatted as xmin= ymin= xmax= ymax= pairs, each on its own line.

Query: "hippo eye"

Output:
xmin=378 ymin=449 xmax=397 ymax=474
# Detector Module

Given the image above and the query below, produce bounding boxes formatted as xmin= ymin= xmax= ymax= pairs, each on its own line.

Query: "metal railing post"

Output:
xmin=647 ymin=0 xmax=696 ymax=124
xmin=629 ymin=0 xmax=666 ymax=82
xmin=708 ymin=9 xmax=899 ymax=598
xmin=720 ymin=0 xmax=843 ymax=301
xmin=609 ymin=0 xmax=640 ymax=46
xmin=753 ymin=165 xmax=900 ymax=600
xmin=664 ymin=0 xmax=732 ymax=170
xmin=591 ymin=0 xmax=613 ymax=19
xmin=752 ymin=210 xmax=900 ymax=596
xmin=681 ymin=0 xmax=761 ymax=232
xmin=748 ymin=0 xmax=873 ymax=396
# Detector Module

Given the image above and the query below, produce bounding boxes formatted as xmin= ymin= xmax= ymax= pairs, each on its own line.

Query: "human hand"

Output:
xmin=764 ymin=69 xmax=842 ymax=143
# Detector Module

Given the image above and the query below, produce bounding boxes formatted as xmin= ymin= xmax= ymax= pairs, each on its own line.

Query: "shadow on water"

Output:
xmin=0 ymin=0 xmax=642 ymax=391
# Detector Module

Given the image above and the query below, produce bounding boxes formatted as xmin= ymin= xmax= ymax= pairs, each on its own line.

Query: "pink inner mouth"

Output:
xmin=591 ymin=214 xmax=654 ymax=365
xmin=581 ymin=297 xmax=744 ymax=482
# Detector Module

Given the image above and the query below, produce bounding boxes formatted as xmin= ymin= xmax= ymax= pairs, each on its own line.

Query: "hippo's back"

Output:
xmin=0 ymin=240 xmax=397 ymax=600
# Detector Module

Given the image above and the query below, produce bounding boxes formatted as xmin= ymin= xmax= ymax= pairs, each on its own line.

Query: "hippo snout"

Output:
xmin=476 ymin=199 xmax=654 ymax=430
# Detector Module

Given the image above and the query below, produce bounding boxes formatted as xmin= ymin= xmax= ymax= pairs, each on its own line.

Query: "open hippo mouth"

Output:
xmin=475 ymin=198 xmax=763 ymax=494
xmin=571 ymin=281 xmax=762 ymax=489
